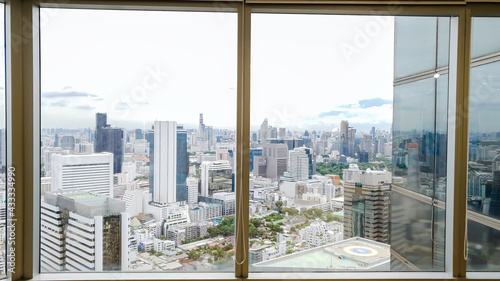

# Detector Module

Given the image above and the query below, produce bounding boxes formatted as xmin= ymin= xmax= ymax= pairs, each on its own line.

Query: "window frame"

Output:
xmin=8 ymin=0 xmax=500 ymax=280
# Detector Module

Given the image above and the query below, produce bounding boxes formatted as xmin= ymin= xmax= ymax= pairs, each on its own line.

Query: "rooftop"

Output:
xmin=252 ymin=237 xmax=390 ymax=271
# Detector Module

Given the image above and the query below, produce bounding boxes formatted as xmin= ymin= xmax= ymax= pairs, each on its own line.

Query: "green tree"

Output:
xmin=275 ymin=201 xmax=283 ymax=211
xmin=250 ymin=218 xmax=262 ymax=228
xmin=282 ymin=208 xmax=299 ymax=216
xmin=187 ymin=249 xmax=201 ymax=260
xmin=222 ymin=244 xmax=233 ymax=251
xmin=249 ymin=223 xmax=259 ymax=238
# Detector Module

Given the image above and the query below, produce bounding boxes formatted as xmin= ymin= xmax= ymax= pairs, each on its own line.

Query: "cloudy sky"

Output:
xmin=41 ymin=8 xmax=394 ymax=133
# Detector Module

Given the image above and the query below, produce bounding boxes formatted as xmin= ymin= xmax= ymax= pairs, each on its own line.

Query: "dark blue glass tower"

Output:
xmin=176 ymin=127 xmax=188 ymax=202
xmin=95 ymin=113 xmax=124 ymax=174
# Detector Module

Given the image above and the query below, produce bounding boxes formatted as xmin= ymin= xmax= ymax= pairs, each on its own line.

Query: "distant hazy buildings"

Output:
xmin=260 ymin=118 xmax=268 ymax=143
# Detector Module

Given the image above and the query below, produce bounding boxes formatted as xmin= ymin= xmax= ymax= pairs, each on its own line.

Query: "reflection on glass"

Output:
xmin=467 ymin=57 xmax=500 ymax=271
xmin=40 ymin=9 xmax=237 ymax=272
xmin=249 ymin=13 xmax=451 ymax=272
xmin=471 ymin=18 xmax=500 ymax=59
xmin=394 ymin=17 xmax=437 ymax=79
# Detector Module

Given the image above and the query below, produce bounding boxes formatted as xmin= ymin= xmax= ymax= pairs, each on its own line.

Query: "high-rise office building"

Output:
xmin=135 ymin=129 xmax=143 ymax=140
xmin=41 ymin=191 xmax=128 ymax=272
xmin=198 ymin=113 xmax=205 ymax=141
xmin=343 ymin=168 xmax=391 ymax=244
xmin=60 ymin=135 xmax=76 ymax=149
xmin=278 ymin=128 xmax=286 ymax=139
xmin=146 ymin=128 xmax=154 ymax=196
xmin=253 ymin=143 xmax=288 ymax=182
xmin=260 ymin=118 xmax=268 ymax=143
xmin=249 ymin=148 xmax=263 ymax=172
xmin=177 ymin=125 xmax=188 ymax=202
xmin=94 ymin=113 xmax=124 ymax=174
xmin=341 ymin=120 xmax=349 ymax=156
xmin=200 ymin=160 xmax=233 ymax=197
xmin=187 ymin=177 xmax=199 ymax=205
xmin=51 ymin=153 xmax=114 ymax=197
xmin=288 ymin=147 xmax=309 ymax=181
xmin=153 ymin=121 xmax=177 ymax=204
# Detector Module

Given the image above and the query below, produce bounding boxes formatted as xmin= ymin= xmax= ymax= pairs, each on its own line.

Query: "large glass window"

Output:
xmin=467 ymin=17 xmax=500 ymax=272
xmin=248 ymin=13 xmax=452 ymax=272
xmin=40 ymin=8 xmax=237 ymax=272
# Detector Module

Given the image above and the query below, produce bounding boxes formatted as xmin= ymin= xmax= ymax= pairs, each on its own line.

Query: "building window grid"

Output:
xmin=2 ymin=0 xmax=496 ymax=278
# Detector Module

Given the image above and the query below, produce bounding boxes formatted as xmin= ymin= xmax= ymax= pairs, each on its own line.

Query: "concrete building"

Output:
xmin=343 ymin=169 xmax=391 ymax=244
xmin=51 ymin=153 xmax=113 ymax=197
xmin=153 ymin=238 xmax=175 ymax=252
xmin=288 ymin=147 xmax=309 ymax=181
xmin=253 ymin=143 xmax=289 ymax=182
xmin=153 ymin=121 xmax=177 ymax=204
xmin=41 ymin=191 xmax=128 ymax=272
xmin=199 ymin=192 xmax=236 ymax=216
xmin=188 ymin=203 xmax=222 ymax=222
xmin=186 ymin=177 xmax=199 ymax=205
xmin=200 ymin=160 xmax=233 ymax=196
xmin=122 ymin=162 xmax=136 ymax=183
xmin=122 ymin=190 xmax=148 ymax=217
xmin=300 ymin=220 xmax=343 ymax=249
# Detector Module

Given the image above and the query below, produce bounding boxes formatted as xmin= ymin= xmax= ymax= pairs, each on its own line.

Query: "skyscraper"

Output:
xmin=94 ymin=113 xmax=124 ymax=174
xmin=176 ymin=125 xmax=188 ymax=202
xmin=253 ymin=143 xmax=288 ymax=182
xmin=41 ymin=191 xmax=128 ymax=272
xmin=198 ymin=113 xmax=205 ymax=141
xmin=260 ymin=118 xmax=268 ymax=143
xmin=343 ymin=168 xmax=391 ymax=244
xmin=153 ymin=121 xmax=177 ymax=204
xmin=147 ymin=128 xmax=155 ymax=197
xmin=341 ymin=120 xmax=349 ymax=156
xmin=288 ymin=147 xmax=309 ymax=181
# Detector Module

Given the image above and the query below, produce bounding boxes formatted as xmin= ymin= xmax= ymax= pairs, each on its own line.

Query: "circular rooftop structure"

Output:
xmin=343 ymin=246 xmax=379 ymax=257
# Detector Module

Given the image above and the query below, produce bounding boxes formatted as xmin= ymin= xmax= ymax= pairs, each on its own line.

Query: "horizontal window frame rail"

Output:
xmin=245 ymin=0 xmax=467 ymax=5
xmin=37 ymin=0 xmax=242 ymax=12
xmin=11 ymin=0 xmax=500 ymax=280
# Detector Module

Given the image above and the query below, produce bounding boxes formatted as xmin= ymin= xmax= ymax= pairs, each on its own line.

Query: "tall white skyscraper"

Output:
xmin=154 ymin=121 xmax=177 ymax=203
xmin=51 ymin=153 xmax=114 ymax=197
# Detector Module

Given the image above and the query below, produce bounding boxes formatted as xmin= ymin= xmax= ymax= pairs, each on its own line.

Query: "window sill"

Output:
xmin=28 ymin=272 xmax=239 ymax=281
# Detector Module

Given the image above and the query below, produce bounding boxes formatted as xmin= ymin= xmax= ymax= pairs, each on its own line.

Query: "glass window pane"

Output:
xmin=394 ymin=17 xmax=438 ymax=79
xmin=471 ymin=18 xmax=500 ymax=59
xmin=249 ymin=13 xmax=452 ymax=273
xmin=40 ymin=8 xmax=237 ymax=272
xmin=467 ymin=48 xmax=500 ymax=271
